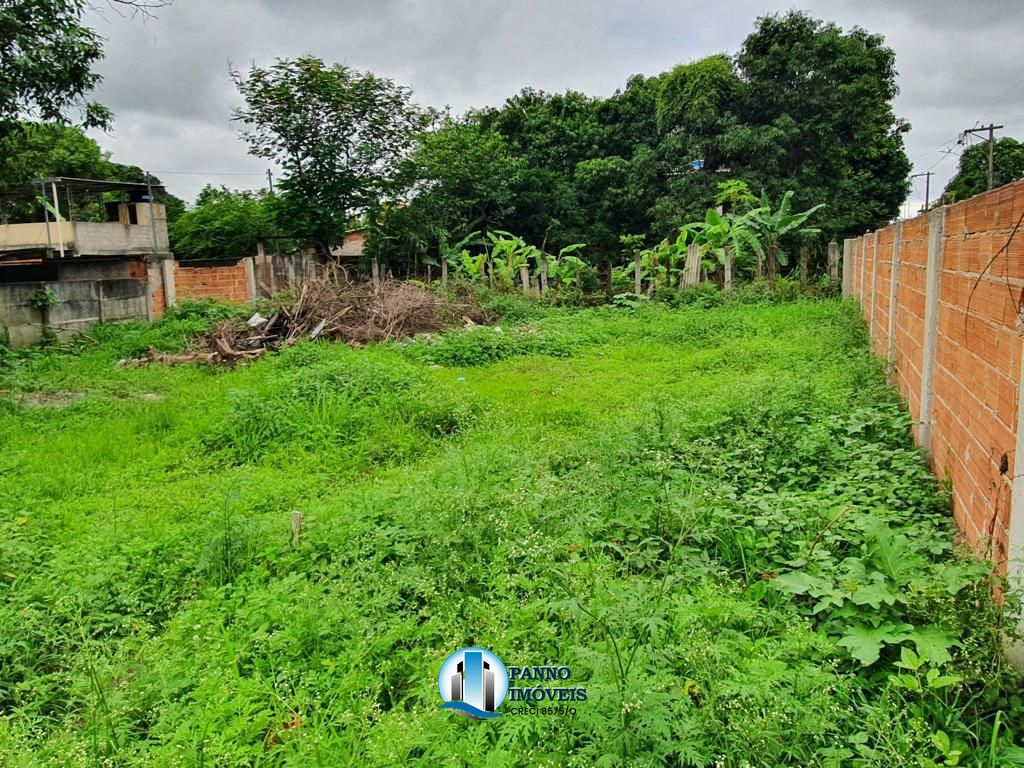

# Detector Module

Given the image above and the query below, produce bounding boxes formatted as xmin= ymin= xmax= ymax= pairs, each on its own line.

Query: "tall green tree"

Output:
xmin=0 ymin=0 xmax=167 ymax=134
xmin=231 ymin=57 xmax=434 ymax=253
xmin=409 ymin=118 xmax=520 ymax=239
xmin=942 ymin=137 xmax=1024 ymax=203
xmin=0 ymin=121 xmax=180 ymax=223
xmin=734 ymin=11 xmax=910 ymax=238
xmin=170 ymin=186 xmax=272 ymax=260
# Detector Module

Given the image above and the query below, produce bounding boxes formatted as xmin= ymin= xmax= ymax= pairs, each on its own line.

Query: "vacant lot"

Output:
xmin=0 ymin=298 xmax=1019 ymax=767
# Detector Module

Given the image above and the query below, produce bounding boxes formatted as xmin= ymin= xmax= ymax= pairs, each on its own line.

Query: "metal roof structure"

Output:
xmin=0 ymin=176 xmax=165 ymax=202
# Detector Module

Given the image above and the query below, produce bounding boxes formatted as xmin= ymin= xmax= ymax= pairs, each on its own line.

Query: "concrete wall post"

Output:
xmin=869 ymin=231 xmax=880 ymax=340
xmin=1008 ymin=342 xmax=1024 ymax=668
xmin=160 ymin=258 xmax=176 ymax=310
xmin=243 ymin=257 xmax=257 ymax=302
xmin=842 ymin=239 xmax=854 ymax=297
xmin=918 ymin=207 xmax=946 ymax=453
xmin=886 ymin=222 xmax=903 ymax=380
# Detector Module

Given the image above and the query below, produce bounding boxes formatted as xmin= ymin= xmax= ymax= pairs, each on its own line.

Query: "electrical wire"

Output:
xmin=150 ymin=170 xmax=266 ymax=176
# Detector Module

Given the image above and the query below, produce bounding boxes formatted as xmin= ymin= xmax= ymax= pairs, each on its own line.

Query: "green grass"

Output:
xmin=0 ymin=298 xmax=1021 ymax=767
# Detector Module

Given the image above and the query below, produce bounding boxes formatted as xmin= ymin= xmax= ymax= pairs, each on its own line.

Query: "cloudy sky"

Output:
xmin=84 ymin=0 xmax=1024 ymax=213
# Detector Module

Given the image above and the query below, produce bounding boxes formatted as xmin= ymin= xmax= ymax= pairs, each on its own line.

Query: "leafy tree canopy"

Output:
xmin=0 ymin=0 xmax=167 ymax=135
xmin=942 ymin=137 xmax=1024 ymax=203
xmin=231 ymin=56 xmax=434 ymax=252
xmin=170 ymin=185 xmax=273 ymax=260
xmin=0 ymin=121 xmax=181 ymax=223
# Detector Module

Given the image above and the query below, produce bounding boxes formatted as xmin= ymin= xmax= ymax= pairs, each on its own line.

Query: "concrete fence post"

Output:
xmin=243 ymin=257 xmax=257 ymax=302
xmin=886 ymin=222 xmax=903 ymax=380
xmin=828 ymin=240 xmax=840 ymax=283
xmin=1009 ymin=341 xmax=1024 ymax=668
xmin=918 ymin=207 xmax=946 ymax=453
xmin=859 ymin=236 xmax=867 ymax=300
xmin=683 ymin=242 xmax=701 ymax=288
xmin=869 ymin=231 xmax=880 ymax=341
xmin=842 ymin=239 xmax=854 ymax=297
xmin=160 ymin=258 xmax=176 ymax=310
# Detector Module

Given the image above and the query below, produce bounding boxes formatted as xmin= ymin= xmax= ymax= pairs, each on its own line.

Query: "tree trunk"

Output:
xmin=767 ymin=245 xmax=777 ymax=288
xmin=723 ymin=246 xmax=733 ymax=291
xmin=799 ymin=246 xmax=809 ymax=287
xmin=540 ymin=253 xmax=549 ymax=295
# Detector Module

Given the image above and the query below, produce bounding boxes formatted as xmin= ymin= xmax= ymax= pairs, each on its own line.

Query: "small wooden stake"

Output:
xmin=291 ymin=510 xmax=303 ymax=547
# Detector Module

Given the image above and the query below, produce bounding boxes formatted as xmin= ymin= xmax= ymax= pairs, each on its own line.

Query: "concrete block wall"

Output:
xmin=844 ymin=180 xmax=1024 ymax=582
xmin=0 ymin=259 xmax=152 ymax=346
xmin=1 ymin=256 xmax=258 ymax=346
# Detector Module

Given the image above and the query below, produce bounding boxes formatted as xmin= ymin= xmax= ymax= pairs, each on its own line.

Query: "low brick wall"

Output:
xmin=844 ymin=180 xmax=1024 ymax=580
xmin=174 ymin=259 xmax=253 ymax=305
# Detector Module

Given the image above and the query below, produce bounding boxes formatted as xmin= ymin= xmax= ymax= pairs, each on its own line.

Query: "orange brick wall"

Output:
xmin=174 ymin=260 xmax=251 ymax=304
xmin=846 ymin=180 xmax=1024 ymax=569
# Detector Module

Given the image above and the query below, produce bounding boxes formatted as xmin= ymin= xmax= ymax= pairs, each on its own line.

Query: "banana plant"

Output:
xmin=487 ymin=231 xmax=532 ymax=287
xmin=680 ymin=207 xmax=764 ymax=274
xmin=437 ymin=229 xmax=482 ymax=278
xmin=548 ymin=243 xmax=587 ymax=287
xmin=638 ymin=241 xmax=671 ymax=292
xmin=459 ymin=249 xmax=488 ymax=279
xmin=747 ymin=191 xmax=824 ymax=286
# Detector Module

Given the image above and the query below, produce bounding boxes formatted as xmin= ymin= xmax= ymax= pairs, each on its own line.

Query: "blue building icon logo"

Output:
xmin=437 ymin=647 xmax=509 ymax=719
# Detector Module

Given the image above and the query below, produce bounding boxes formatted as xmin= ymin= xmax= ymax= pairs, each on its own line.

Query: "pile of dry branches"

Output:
xmin=128 ymin=275 xmax=488 ymax=367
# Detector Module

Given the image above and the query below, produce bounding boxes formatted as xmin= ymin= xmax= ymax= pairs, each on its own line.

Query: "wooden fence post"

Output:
xmin=799 ymin=247 xmax=809 ymax=286
xmin=371 ymin=256 xmax=381 ymax=290
xmin=723 ymin=246 xmax=733 ymax=291
xmin=634 ymin=250 xmax=641 ymax=294
xmin=441 ymin=259 xmax=448 ymax=287
xmin=540 ymin=253 xmax=549 ymax=296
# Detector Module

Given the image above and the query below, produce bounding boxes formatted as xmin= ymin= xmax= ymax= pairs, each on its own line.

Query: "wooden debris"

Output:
xmin=129 ymin=273 xmax=490 ymax=367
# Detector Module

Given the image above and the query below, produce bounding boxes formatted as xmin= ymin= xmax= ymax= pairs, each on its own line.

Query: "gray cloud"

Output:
xmin=83 ymin=0 xmax=1024 ymax=209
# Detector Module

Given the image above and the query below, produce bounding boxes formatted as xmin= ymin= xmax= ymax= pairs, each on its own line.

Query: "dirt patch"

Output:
xmin=18 ymin=391 xmax=87 ymax=408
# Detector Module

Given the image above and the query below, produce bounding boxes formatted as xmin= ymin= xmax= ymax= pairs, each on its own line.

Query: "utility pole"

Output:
xmin=266 ymin=169 xmax=282 ymax=260
xmin=960 ymin=124 xmax=1004 ymax=190
xmin=910 ymin=171 xmax=933 ymax=210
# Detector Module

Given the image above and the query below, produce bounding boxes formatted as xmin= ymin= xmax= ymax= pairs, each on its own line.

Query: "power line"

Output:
xmin=149 ymin=170 xmax=267 ymax=177
xmin=911 ymin=135 xmax=960 ymax=163
xmin=960 ymin=124 xmax=1003 ymax=190
xmin=982 ymin=72 xmax=1024 ymax=119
